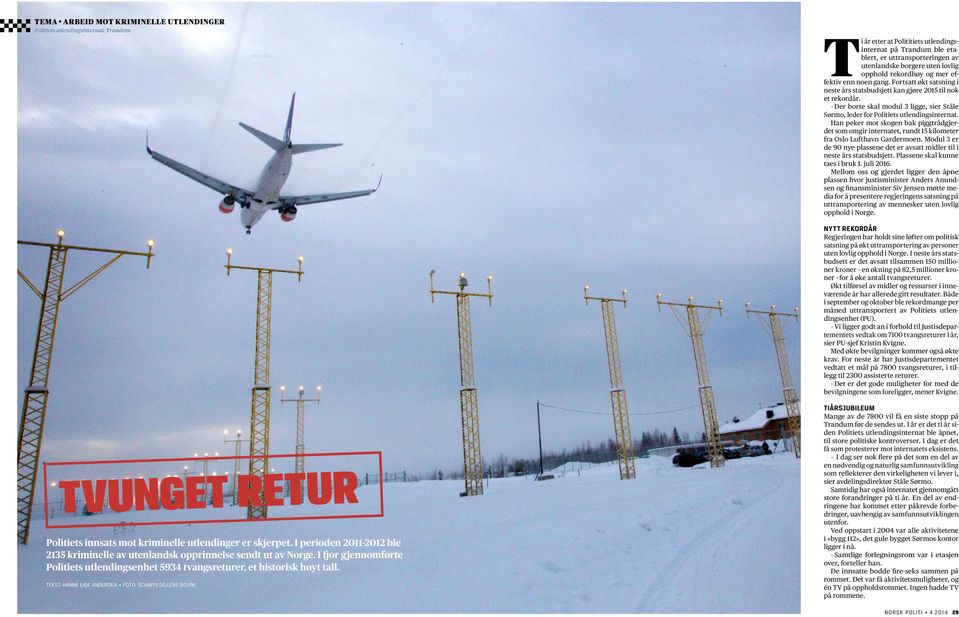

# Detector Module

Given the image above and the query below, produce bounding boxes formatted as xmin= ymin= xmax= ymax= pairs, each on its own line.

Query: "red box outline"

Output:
xmin=43 ymin=451 xmax=385 ymax=530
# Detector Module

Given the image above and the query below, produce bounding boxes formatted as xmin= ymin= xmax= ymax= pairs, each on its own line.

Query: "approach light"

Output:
xmin=57 ymin=229 xmax=64 ymax=238
xmin=226 ymin=248 xmax=232 ymax=255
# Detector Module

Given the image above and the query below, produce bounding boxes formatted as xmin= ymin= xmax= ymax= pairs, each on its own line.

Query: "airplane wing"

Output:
xmin=276 ymin=176 xmax=382 ymax=208
xmin=146 ymin=136 xmax=252 ymax=201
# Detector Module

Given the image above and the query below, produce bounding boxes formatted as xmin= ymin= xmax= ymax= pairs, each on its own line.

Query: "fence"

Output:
xmin=359 ymin=471 xmax=410 ymax=486
xmin=647 ymin=437 xmax=796 ymax=459
xmin=540 ymin=450 xmax=621 ymax=475
xmin=40 ymin=470 xmax=414 ymax=519
xmin=646 ymin=444 xmax=684 ymax=458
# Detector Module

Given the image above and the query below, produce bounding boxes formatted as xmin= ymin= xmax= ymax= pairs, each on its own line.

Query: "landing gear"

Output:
xmin=245 ymin=227 xmax=252 ymax=235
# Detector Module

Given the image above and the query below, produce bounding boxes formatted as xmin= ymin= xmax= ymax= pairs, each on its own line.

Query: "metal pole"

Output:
xmin=224 ymin=429 xmax=248 ymax=507
xmin=234 ymin=437 xmax=241 ymax=504
xmin=537 ymin=400 xmax=544 ymax=476
xmin=429 ymin=270 xmax=494 ymax=497
xmin=280 ymin=385 xmax=320 ymax=496
xmin=584 ymin=286 xmax=636 ymax=480
xmin=657 ymin=293 xmax=726 ymax=469
xmin=17 ymin=230 xmax=154 ymax=544
xmin=746 ymin=303 xmax=801 ymax=458
xmin=225 ymin=250 xmax=303 ymax=519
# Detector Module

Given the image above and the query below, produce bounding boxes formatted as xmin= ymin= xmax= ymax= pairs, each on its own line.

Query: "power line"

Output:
xmin=538 ymin=402 xmax=700 ymax=418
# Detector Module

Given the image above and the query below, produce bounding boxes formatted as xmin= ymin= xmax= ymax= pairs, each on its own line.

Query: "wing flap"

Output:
xmin=277 ymin=176 xmax=382 ymax=208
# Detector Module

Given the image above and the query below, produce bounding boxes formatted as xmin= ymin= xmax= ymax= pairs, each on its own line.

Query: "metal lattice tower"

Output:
xmin=17 ymin=230 xmax=154 ymax=544
xmin=584 ymin=286 xmax=636 ymax=480
xmin=430 ymin=270 xmax=493 ymax=497
xmin=176 ymin=465 xmax=192 ymax=483
xmin=746 ymin=303 xmax=801 ymax=457
xmin=657 ymin=294 xmax=726 ymax=469
xmin=281 ymin=385 xmax=322 ymax=474
xmin=226 ymin=249 xmax=303 ymax=519
xmin=223 ymin=429 xmax=250 ymax=506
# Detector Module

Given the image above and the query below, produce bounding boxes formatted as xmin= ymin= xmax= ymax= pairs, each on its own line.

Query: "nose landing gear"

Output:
xmin=245 ymin=227 xmax=252 ymax=235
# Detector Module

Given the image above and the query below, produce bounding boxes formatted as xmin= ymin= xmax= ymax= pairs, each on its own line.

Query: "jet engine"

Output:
xmin=219 ymin=196 xmax=236 ymax=214
xmin=280 ymin=206 xmax=297 ymax=222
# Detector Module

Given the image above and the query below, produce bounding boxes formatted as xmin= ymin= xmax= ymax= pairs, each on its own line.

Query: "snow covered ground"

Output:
xmin=19 ymin=453 xmax=799 ymax=613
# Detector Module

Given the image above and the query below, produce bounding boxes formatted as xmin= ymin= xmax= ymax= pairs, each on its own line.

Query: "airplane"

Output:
xmin=146 ymin=93 xmax=381 ymax=234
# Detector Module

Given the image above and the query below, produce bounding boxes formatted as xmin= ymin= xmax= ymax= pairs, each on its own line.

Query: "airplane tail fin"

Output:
xmin=239 ymin=122 xmax=285 ymax=151
xmin=291 ymin=143 xmax=342 ymax=154
xmin=283 ymin=93 xmax=295 ymax=143
xmin=240 ymin=94 xmax=342 ymax=154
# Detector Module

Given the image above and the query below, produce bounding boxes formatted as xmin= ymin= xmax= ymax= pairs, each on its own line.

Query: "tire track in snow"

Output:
xmin=634 ymin=464 xmax=788 ymax=613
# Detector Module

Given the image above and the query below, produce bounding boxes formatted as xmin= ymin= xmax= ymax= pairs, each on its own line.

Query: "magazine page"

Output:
xmin=10 ymin=2 xmax=801 ymax=612
xmin=804 ymin=1 xmax=959 ymax=615
xmin=3 ymin=1 xmax=947 ymax=615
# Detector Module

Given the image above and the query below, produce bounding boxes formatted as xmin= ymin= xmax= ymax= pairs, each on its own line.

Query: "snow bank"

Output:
xmin=19 ymin=454 xmax=799 ymax=613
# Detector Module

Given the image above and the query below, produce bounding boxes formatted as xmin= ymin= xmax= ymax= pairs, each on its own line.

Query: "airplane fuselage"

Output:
xmin=147 ymin=93 xmax=378 ymax=235
xmin=241 ymin=144 xmax=294 ymax=230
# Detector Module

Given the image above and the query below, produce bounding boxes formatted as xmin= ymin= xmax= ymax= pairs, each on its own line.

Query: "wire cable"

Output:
xmin=539 ymin=402 xmax=700 ymax=418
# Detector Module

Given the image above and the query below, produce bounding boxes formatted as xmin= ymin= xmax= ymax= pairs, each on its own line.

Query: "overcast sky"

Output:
xmin=18 ymin=2 xmax=800 ymax=477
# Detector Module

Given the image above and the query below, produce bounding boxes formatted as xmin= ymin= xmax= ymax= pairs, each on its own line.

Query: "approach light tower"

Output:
xmin=176 ymin=465 xmax=192 ymax=482
xmin=430 ymin=270 xmax=493 ymax=497
xmin=225 ymin=248 xmax=303 ymax=519
xmin=746 ymin=303 xmax=801 ymax=457
xmin=223 ymin=429 xmax=249 ymax=506
xmin=280 ymin=385 xmax=322 ymax=474
xmin=584 ymin=286 xmax=636 ymax=480
xmin=16 ymin=230 xmax=154 ymax=545
xmin=657 ymin=293 xmax=726 ymax=468
xmin=192 ymin=452 xmax=218 ymax=501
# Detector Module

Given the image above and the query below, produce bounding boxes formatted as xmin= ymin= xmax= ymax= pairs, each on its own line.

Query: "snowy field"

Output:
xmin=19 ymin=453 xmax=799 ymax=613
